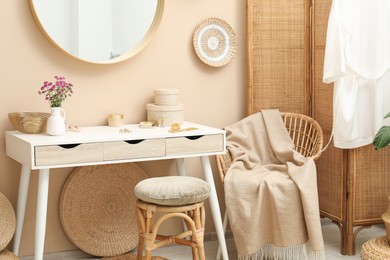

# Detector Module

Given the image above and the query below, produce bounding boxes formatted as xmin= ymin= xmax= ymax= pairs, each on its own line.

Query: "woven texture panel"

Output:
xmin=59 ymin=163 xmax=147 ymax=257
xmin=312 ymin=0 xmax=345 ymax=220
xmin=314 ymin=136 xmax=344 ymax=220
xmin=247 ymin=0 xmax=310 ymax=115
xmin=353 ymin=147 xmax=390 ymax=222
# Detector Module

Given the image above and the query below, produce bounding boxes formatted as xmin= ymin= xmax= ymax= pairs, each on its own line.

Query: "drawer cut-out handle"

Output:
xmin=125 ymin=140 xmax=145 ymax=145
xmin=186 ymin=135 xmax=203 ymax=140
xmin=59 ymin=144 xmax=82 ymax=149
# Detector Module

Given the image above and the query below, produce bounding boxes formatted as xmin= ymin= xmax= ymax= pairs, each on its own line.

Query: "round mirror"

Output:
xmin=29 ymin=0 xmax=164 ymax=64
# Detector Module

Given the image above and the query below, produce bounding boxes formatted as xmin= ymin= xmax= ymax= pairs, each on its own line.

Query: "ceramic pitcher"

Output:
xmin=46 ymin=107 xmax=66 ymax=136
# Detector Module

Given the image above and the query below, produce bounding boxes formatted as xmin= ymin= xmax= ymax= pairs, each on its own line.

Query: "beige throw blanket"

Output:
xmin=224 ymin=110 xmax=325 ymax=260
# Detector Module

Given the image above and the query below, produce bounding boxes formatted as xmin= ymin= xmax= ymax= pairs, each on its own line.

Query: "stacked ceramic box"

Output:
xmin=146 ymin=89 xmax=184 ymax=126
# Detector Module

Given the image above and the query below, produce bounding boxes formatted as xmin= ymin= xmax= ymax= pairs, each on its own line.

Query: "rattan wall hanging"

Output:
xmin=59 ymin=163 xmax=147 ymax=257
xmin=193 ymin=17 xmax=237 ymax=67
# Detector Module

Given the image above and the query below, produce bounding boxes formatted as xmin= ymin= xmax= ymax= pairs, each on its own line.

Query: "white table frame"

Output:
xmin=6 ymin=122 xmax=229 ymax=260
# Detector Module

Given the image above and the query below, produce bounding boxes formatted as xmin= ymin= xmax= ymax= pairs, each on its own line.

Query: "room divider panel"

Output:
xmin=247 ymin=0 xmax=311 ymax=116
xmin=247 ymin=0 xmax=390 ymax=255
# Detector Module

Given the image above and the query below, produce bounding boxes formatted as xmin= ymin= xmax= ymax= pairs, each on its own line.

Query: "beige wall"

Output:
xmin=0 ymin=0 xmax=246 ymax=256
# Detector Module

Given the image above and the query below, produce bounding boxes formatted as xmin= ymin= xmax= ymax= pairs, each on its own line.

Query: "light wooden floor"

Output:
xmin=20 ymin=219 xmax=386 ymax=260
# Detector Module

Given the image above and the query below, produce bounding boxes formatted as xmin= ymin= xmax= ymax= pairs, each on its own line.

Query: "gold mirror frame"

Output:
xmin=29 ymin=0 xmax=164 ymax=64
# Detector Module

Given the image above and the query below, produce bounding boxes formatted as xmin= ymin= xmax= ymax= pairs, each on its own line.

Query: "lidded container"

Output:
xmin=146 ymin=103 xmax=184 ymax=126
xmin=154 ymin=88 xmax=179 ymax=106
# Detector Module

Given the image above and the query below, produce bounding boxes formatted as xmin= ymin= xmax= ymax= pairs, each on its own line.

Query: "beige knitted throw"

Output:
xmin=224 ymin=110 xmax=325 ymax=260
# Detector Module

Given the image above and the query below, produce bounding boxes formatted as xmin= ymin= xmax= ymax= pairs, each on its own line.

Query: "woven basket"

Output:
xmin=59 ymin=163 xmax=147 ymax=257
xmin=0 ymin=193 xmax=16 ymax=251
xmin=216 ymin=112 xmax=324 ymax=184
xmin=0 ymin=250 xmax=19 ymax=260
xmin=8 ymin=112 xmax=50 ymax=134
xmin=361 ymin=236 xmax=390 ymax=260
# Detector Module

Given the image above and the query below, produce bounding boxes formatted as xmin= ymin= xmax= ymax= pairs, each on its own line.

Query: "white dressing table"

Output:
xmin=5 ymin=122 xmax=229 ymax=260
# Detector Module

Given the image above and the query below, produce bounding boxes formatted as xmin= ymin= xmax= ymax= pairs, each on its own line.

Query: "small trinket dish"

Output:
xmin=139 ymin=121 xmax=154 ymax=128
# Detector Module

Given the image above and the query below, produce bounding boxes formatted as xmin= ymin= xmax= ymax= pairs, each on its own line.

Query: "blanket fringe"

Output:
xmin=238 ymin=243 xmax=326 ymax=260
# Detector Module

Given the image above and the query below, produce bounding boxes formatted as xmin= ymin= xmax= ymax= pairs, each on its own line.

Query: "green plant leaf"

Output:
xmin=373 ymin=126 xmax=390 ymax=149
xmin=385 ymin=112 xmax=390 ymax=119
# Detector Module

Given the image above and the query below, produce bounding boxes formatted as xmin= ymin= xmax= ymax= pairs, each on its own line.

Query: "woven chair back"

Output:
xmin=216 ymin=112 xmax=323 ymax=184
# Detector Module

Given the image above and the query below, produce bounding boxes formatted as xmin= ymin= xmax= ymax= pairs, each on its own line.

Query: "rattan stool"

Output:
xmin=134 ymin=176 xmax=211 ymax=260
xmin=361 ymin=236 xmax=390 ymax=259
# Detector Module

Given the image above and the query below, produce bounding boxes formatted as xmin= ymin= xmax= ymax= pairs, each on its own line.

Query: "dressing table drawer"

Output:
xmin=103 ymin=139 xmax=165 ymax=161
xmin=35 ymin=143 xmax=103 ymax=166
xmin=166 ymin=134 xmax=224 ymax=156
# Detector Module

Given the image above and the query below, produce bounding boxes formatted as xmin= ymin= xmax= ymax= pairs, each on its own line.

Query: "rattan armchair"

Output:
xmin=215 ymin=112 xmax=324 ymax=258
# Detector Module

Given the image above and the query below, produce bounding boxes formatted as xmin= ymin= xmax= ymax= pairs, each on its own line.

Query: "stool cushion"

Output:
xmin=134 ymin=176 xmax=210 ymax=206
xmin=361 ymin=236 xmax=390 ymax=259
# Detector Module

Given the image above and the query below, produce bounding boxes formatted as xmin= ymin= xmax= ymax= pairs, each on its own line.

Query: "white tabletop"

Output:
xmin=6 ymin=121 xmax=225 ymax=146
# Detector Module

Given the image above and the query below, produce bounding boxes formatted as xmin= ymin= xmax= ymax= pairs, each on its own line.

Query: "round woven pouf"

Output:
xmin=0 ymin=250 xmax=19 ymax=260
xmin=0 ymin=192 xmax=16 ymax=251
xmin=361 ymin=236 xmax=390 ymax=259
xmin=59 ymin=163 xmax=147 ymax=257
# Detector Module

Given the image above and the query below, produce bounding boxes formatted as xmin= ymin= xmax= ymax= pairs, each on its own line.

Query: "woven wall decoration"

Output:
xmin=59 ymin=163 xmax=147 ymax=257
xmin=193 ymin=17 xmax=237 ymax=67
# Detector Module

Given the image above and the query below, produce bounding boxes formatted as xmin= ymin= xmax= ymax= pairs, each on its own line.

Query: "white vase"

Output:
xmin=46 ymin=107 xmax=66 ymax=136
